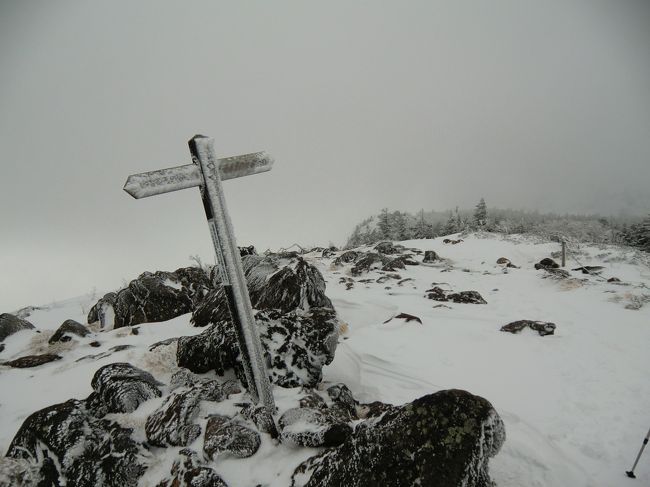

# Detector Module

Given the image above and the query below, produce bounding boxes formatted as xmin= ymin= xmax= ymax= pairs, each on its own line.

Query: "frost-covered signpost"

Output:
xmin=124 ymin=135 xmax=275 ymax=411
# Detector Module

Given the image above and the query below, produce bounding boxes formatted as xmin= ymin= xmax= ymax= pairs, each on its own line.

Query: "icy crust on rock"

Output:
xmin=292 ymin=389 xmax=505 ymax=487
xmin=87 ymin=267 xmax=212 ymax=329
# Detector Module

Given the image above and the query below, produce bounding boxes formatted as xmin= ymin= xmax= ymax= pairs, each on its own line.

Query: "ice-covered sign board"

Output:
xmin=124 ymin=135 xmax=275 ymax=410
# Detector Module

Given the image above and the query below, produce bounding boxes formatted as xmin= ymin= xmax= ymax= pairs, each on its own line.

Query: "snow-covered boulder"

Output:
xmin=145 ymin=387 xmax=204 ymax=447
xmin=86 ymin=362 xmax=162 ymax=417
xmin=192 ymin=255 xmax=332 ymax=327
xmin=0 ymin=313 xmax=35 ymax=342
xmin=87 ymin=267 xmax=212 ymax=329
xmin=48 ymin=319 xmax=90 ymax=344
xmin=279 ymin=407 xmax=353 ymax=447
xmin=292 ymin=389 xmax=505 ymax=487
xmin=2 ymin=353 xmax=62 ymax=368
xmin=203 ymin=414 xmax=261 ymax=459
xmin=156 ymin=449 xmax=228 ymax=487
xmin=500 ymin=320 xmax=556 ymax=336
xmin=425 ymin=286 xmax=487 ymax=304
xmin=6 ymin=399 xmax=148 ymax=487
xmin=177 ymin=307 xmax=339 ymax=388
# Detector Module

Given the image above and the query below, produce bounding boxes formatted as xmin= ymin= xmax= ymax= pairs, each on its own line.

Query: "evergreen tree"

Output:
xmin=443 ymin=212 xmax=457 ymax=235
xmin=378 ymin=208 xmax=391 ymax=240
xmin=391 ymin=211 xmax=409 ymax=240
xmin=474 ymin=198 xmax=488 ymax=228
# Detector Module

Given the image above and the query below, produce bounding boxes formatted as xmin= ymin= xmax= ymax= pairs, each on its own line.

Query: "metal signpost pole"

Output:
xmin=124 ymin=135 xmax=275 ymax=411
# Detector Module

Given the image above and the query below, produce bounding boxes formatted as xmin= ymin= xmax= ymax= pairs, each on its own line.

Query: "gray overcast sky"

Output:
xmin=1 ymin=0 xmax=649 ymax=311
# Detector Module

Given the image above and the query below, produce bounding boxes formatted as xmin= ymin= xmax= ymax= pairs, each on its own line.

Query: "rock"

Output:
xmin=351 ymin=253 xmax=390 ymax=276
xmin=192 ymin=256 xmax=332 ymax=327
xmin=333 ymin=251 xmax=359 ymax=265
xmin=178 ymin=307 xmax=338 ymax=389
xmin=292 ymin=389 xmax=505 ymax=487
xmin=535 ymin=258 xmax=559 ymax=270
xmin=374 ymin=241 xmax=399 ymax=254
xmin=326 ymin=383 xmax=358 ymax=420
xmin=86 ymin=292 xmax=117 ymax=327
xmin=608 ymin=277 xmax=621 ymax=283
xmin=299 ymin=392 xmax=328 ymax=410
xmin=6 ymin=399 xmax=148 ymax=487
xmin=239 ymin=245 xmax=257 ymax=256
xmin=49 ymin=319 xmax=90 ymax=344
xmin=0 ymin=343 xmax=4 ymax=354
xmin=177 ymin=322 xmax=239 ymax=375
xmin=382 ymin=257 xmax=407 ymax=272
xmin=170 ymin=369 xmax=240 ymax=402
xmin=500 ymin=320 xmax=556 ymax=336
xmin=156 ymin=449 xmax=228 ymax=487
xmin=86 ymin=363 xmax=162 ymax=417
xmin=541 ymin=267 xmax=571 ymax=279
xmin=2 ymin=354 xmax=62 ymax=368
xmin=425 ymin=287 xmax=487 ymax=305
xmin=0 ymin=313 xmax=35 ymax=342
xmin=203 ymin=415 xmax=261 ymax=459
xmin=423 ymin=250 xmax=440 ymax=263
xmin=279 ymin=407 xmax=353 ymax=447
xmin=257 ymin=258 xmax=333 ymax=312
xmin=497 ymin=257 xmax=519 ymax=268
xmin=572 ymin=266 xmax=604 ymax=275
xmin=149 ymin=337 xmax=179 ymax=351
xmin=383 ymin=313 xmax=422 ymax=325
xmin=145 ymin=388 xmax=203 ymax=447
xmin=238 ymin=403 xmax=279 ymax=438
xmin=321 ymin=248 xmax=335 ymax=258
xmin=88 ymin=266 xmax=212 ymax=329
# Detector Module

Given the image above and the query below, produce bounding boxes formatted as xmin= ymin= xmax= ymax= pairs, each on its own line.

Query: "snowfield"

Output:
xmin=1 ymin=233 xmax=649 ymax=486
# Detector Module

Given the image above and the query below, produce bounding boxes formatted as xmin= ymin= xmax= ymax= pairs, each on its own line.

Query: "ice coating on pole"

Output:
xmin=123 ymin=152 xmax=273 ymax=199
xmin=189 ymin=136 xmax=276 ymax=411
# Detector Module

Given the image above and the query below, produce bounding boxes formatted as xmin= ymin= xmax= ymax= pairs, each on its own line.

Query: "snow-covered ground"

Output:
xmin=1 ymin=233 xmax=649 ymax=486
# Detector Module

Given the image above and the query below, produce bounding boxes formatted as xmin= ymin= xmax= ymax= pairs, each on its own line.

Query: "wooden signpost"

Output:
xmin=124 ymin=135 xmax=275 ymax=410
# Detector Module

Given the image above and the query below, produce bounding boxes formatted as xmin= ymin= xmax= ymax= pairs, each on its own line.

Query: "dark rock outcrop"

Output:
xmin=203 ymin=415 xmax=261 ymax=459
xmin=49 ymin=319 xmax=90 ymax=344
xmin=423 ymin=250 xmax=440 ymax=263
xmin=239 ymin=245 xmax=257 ymax=256
xmin=425 ymin=287 xmax=487 ymax=305
xmin=374 ymin=241 xmax=399 ymax=254
xmin=145 ymin=387 xmax=205 ymax=447
xmin=0 ymin=313 xmax=35 ymax=342
xmin=156 ymin=449 xmax=228 ymax=487
xmin=572 ymin=266 xmax=604 ymax=275
xmin=279 ymin=407 xmax=353 ymax=448
xmin=500 ymin=320 xmax=556 ymax=336
xmin=192 ymin=256 xmax=332 ymax=327
xmin=535 ymin=258 xmax=559 ymax=270
xmin=86 ymin=363 xmax=162 ymax=417
xmin=6 ymin=399 xmax=148 ymax=487
xmin=179 ymin=308 xmax=338 ymax=388
xmin=292 ymin=389 xmax=505 ymax=487
xmin=2 ymin=353 xmax=62 ymax=368
xmin=351 ymin=253 xmax=390 ymax=276
xmin=334 ymin=251 xmax=359 ymax=265
xmin=88 ymin=267 xmax=212 ymax=329
xmin=383 ymin=313 xmax=422 ymax=325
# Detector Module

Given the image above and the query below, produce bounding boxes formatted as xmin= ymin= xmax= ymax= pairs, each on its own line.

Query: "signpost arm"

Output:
xmin=188 ymin=135 xmax=275 ymax=411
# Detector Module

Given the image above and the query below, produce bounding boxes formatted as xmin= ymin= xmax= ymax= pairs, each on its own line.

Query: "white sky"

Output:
xmin=1 ymin=0 xmax=649 ymax=311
